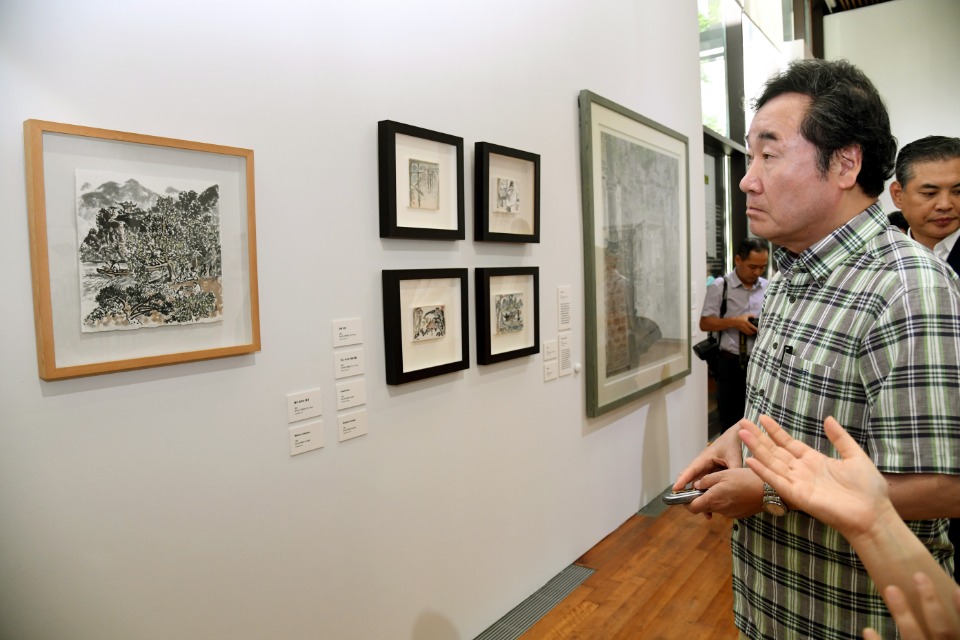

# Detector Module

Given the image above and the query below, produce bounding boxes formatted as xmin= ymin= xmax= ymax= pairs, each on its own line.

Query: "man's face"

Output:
xmin=889 ymin=157 xmax=960 ymax=250
xmin=740 ymin=93 xmax=842 ymax=253
xmin=734 ymin=250 xmax=769 ymax=286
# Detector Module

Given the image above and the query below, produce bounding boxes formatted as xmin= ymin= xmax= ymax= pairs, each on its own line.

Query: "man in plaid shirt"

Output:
xmin=674 ymin=59 xmax=960 ymax=639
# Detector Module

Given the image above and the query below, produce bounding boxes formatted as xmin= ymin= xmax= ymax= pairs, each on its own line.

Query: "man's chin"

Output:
xmin=747 ymin=220 xmax=772 ymax=241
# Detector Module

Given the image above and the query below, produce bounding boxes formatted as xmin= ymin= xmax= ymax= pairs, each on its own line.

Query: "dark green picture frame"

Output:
xmin=578 ymin=90 xmax=692 ymax=417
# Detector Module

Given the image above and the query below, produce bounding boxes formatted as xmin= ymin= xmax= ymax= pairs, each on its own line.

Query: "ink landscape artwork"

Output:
xmin=495 ymin=292 xmax=524 ymax=334
xmin=578 ymin=90 xmax=690 ymax=416
xmin=76 ymin=170 xmax=223 ymax=332
xmin=599 ymin=130 xmax=681 ymax=377
xmin=409 ymin=159 xmax=439 ymax=210
xmin=412 ymin=304 xmax=445 ymax=342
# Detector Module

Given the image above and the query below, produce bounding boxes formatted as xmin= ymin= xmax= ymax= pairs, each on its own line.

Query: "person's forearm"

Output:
xmin=884 ymin=473 xmax=960 ymax=519
xmin=844 ymin=504 xmax=960 ymax=637
xmin=699 ymin=316 xmax=732 ymax=333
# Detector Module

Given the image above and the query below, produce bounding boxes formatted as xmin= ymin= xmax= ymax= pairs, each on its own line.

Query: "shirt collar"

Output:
xmin=725 ymin=270 xmax=767 ymax=291
xmin=774 ymin=203 xmax=887 ymax=285
xmin=934 ymin=227 xmax=960 ymax=262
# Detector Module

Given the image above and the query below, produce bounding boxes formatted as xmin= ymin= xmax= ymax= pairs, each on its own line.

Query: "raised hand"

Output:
xmin=738 ymin=415 xmax=892 ymax=539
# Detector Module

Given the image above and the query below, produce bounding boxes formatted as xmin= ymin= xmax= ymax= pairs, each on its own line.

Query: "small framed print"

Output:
xmin=378 ymin=120 xmax=465 ymax=240
xmin=475 ymin=267 xmax=539 ymax=365
xmin=475 ymin=142 xmax=540 ymax=243
xmin=382 ymin=268 xmax=469 ymax=384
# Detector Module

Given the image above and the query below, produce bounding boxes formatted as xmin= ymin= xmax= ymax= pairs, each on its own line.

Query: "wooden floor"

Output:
xmin=518 ymin=505 xmax=738 ymax=640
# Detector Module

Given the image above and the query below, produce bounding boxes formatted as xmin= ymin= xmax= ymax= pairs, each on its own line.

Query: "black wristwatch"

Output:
xmin=762 ymin=483 xmax=789 ymax=517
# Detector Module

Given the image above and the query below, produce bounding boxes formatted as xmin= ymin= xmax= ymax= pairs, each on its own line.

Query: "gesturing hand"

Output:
xmin=863 ymin=576 xmax=960 ymax=640
xmin=738 ymin=415 xmax=893 ymax=539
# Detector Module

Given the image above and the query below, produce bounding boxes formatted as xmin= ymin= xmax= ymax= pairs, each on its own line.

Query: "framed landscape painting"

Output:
xmin=578 ymin=91 xmax=691 ymax=417
xmin=23 ymin=120 xmax=260 ymax=380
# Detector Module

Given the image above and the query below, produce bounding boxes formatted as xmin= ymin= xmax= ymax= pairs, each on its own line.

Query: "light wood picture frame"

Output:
xmin=23 ymin=119 xmax=260 ymax=380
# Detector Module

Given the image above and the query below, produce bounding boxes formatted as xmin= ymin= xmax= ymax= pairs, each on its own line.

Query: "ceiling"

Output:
xmin=815 ymin=0 xmax=895 ymax=13
xmin=807 ymin=0 xmax=897 ymax=57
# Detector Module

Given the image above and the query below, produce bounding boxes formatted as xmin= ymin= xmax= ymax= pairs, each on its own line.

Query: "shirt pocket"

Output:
xmin=776 ymin=344 xmax=863 ymax=426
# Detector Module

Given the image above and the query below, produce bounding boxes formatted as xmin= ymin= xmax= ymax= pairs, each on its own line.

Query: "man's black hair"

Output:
xmin=736 ymin=237 xmax=769 ymax=260
xmin=894 ymin=136 xmax=960 ymax=186
xmin=753 ymin=59 xmax=896 ymax=198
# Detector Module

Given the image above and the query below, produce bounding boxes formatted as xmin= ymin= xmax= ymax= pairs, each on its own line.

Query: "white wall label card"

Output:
xmin=338 ymin=410 xmax=368 ymax=442
xmin=544 ymin=360 xmax=558 ymax=381
xmin=542 ymin=339 xmax=558 ymax=361
xmin=332 ymin=317 xmax=364 ymax=348
xmin=335 ymin=379 xmax=367 ymax=411
xmin=557 ymin=285 xmax=573 ymax=331
xmin=286 ymin=388 xmax=322 ymax=423
xmin=334 ymin=348 xmax=365 ymax=379
xmin=289 ymin=423 xmax=324 ymax=456
xmin=558 ymin=332 xmax=573 ymax=377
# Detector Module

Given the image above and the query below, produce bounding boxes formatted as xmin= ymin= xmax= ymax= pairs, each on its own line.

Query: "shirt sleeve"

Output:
xmin=700 ymin=278 xmax=724 ymax=318
xmin=862 ymin=282 xmax=960 ymax=475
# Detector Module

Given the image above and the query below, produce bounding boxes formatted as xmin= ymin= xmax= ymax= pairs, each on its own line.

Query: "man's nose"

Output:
xmin=934 ymin=191 xmax=956 ymax=210
xmin=740 ymin=163 xmax=760 ymax=194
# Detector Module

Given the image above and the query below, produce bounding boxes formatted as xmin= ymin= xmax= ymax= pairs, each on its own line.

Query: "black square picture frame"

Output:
xmin=475 ymin=266 xmax=540 ymax=364
xmin=378 ymin=120 xmax=465 ymax=240
xmin=382 ymin=268 xmax=469 ymax=384
xmin=474 ymin=142 xmax=540 ymax=243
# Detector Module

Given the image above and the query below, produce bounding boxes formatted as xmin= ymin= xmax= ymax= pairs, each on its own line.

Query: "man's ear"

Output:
xmin=889 ymin=180 xmax=904 ymax=207
xmin=835 ymin=145 xmax=863 ymax=190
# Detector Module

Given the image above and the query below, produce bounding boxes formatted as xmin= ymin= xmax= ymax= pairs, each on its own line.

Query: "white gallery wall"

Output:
xmin=824 ymin=0 xmax=960 ymax=211
xmin=0 ymin=1 xmax=708 ymax=638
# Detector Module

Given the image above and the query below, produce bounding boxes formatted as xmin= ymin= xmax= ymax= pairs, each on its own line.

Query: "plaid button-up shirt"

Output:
xmin=733 ymin=204 xmax=960 ymax=639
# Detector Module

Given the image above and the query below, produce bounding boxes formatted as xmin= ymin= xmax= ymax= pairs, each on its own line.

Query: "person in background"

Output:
xmin=890 ymin=135 xmax=960 ymax=580
xmin=673 ymin=58 xmax=960 ymax=639
xmin=739 ymin=415 xmax=960 ymax=640
xmin=887 ymin=209 xmax=909 ymax=233
xmin=890 ymin=135 xmax=960 ymax=273
xmin=698 ymin=237 xmax=768 ymax=429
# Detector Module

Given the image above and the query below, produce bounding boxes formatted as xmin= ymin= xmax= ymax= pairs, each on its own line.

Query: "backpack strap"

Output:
xmin=712 ymin=279 xmax=728 ymax=344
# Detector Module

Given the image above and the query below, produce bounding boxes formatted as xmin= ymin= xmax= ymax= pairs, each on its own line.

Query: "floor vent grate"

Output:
xmin=474 ymin=563 xmax=595 ymax=640
xmin=637 ymin=486 xmax=674 ymax=519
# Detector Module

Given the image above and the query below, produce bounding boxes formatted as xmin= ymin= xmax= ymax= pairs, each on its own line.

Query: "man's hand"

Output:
xmin=672 ymin=423 xmax=753 ymax=518
xmin=733 ymin=314 xmax=760 ymax=335
xmin=699 ymin=314 xmax=759 ymax=335
xmin=673 ymin=423 xmax=744 ymax=491
xmin=685 ymin=467 xmax=765 ymax=519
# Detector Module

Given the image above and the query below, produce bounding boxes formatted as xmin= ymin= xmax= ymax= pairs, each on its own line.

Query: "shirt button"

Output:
xmin=789 ymin=295 xmax=797 ymax=303
xmin=758 ymin=389 xmax=765 ymax=397
xmin=733 ymin=523 xmax=739 ymax=532
xmin=773 ymin=343 xmax=778 ymax=350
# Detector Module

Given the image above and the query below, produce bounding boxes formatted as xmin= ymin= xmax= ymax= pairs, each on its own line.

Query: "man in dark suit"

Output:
xmin=890 ymin=136 xmax=960 ymax=273
xmin=890 ymin=135 xmax=960 ymax=580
